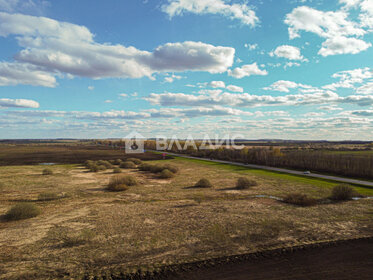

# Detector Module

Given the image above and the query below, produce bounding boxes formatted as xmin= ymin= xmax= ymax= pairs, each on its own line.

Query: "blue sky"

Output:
xmin=0 ymin=0 xmax=372 ymax=139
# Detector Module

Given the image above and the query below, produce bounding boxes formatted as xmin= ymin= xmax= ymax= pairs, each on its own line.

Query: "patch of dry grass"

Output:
xmin=0 ymin=158 xmax=372 ymax=279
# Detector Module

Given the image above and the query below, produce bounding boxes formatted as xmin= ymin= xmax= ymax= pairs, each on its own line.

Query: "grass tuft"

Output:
xmin=194 ymin=178 xmax=213 ymax=188
xmin=283 ymin=193 xmax=317 ymax=206
xmin=235 ymin=177 xmax=257 ymax=190
xmin=330 ymin=184 xmax=357 ymax=201
xmin=4 ymin=203 xmax=41 ymax=221
xmin=42 ymin=168 xmax=53 ymax=175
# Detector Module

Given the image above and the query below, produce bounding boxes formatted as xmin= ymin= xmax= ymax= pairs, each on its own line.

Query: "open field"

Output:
xmin=0 ymin=144 xmax=163 ymax=166
xmin=0 ymin=153 xmax=373 ymax=279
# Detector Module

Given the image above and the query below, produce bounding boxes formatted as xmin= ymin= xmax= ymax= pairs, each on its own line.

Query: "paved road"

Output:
xmin=162 ymin=151 xmax=373 ymax=188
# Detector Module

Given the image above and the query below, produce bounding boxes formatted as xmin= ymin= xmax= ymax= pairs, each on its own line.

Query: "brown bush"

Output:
xmin=4 ymin=203 xmax=41 ymax=221
xmin=42 ymin=168 xmax=53 ymax=175
xmin=120 ymin=161 xmax=137 ymax=169
xmin=159 ymin=169 xmax=174 ymax=179
xmin=330 ymin=184 xmax=356 ymax=201
xmin=235 ymin=177 xmax=257 ymax=190
xmin=283 ymin=193 xmax=317 ymax=206
xmin=194 ymin=178 xmax=213 ymax=188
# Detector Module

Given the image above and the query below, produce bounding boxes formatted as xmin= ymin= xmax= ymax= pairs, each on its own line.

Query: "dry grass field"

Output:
xmin=0 ymin=156 xmax=373 ymax=279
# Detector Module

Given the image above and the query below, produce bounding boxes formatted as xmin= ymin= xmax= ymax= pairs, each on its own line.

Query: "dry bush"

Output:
xmin=42 ymin=168 xmax=53 ymax=175
xmin=89 ymin=164 xmax=99 ymax=172
xmin=113 ymin=167 xmax=122 ymax=174
xmin=97 ymin=160 xmax=113 ymax=169
xmin=113 ymin=159 xmax=123 ymax=165
xmin=4 ymin=203 xmax=41 ymax=221
xmin=126 ymin=158 xmax=142 ymax=165
xmin=330 ymin=184 xmax=356 ymax=201
xmin=163 ymin=164 xmax=179 ymax=174
xmin=107 ymin=175 xmax=137 ymax=191
xmin=38 ymin=192 xmax=59 ymax=201
xmin=138 ymin=163 xmax=152 ymax=171
xmin=159 ymin=169 xmax=174 ymax=179
xmin=149 ymin=164 xmax=165 ymax=173
xmin=97 ymin=165 xmax=107 ymax=171
xmin=235 ymin=177 xmax=257 ymax=190
xmin=283 ymin=193 xmax=317 ymax=206
xmin=120 ymin=161 xmax=137 ymax=169
xmin=194 ymin=178 xmax=213 ymax=188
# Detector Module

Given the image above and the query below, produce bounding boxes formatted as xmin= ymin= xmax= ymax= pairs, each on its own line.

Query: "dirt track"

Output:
xmin=168 ymin=238 xmax=373 ymax=280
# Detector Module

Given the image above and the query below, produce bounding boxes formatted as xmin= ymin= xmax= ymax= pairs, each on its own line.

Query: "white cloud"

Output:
xmin=357 ymin=82 xmax=373 ymax=94
xmin=208 ymin=80 xmax=226 ymax=88
xmin=104 ymin=100 xmax=113 ymax=103
xmin=0 ymin=62 xmax=56 ymax=87
xmin=323 ymin=67 xmax=373 ymax=90
xmin=0 ymin=98 xmax=39 ymax=108
xmin=119 ymin=93 xmax=128 ymax=98
xmin=228 ymin=63 xmax=268 ymax=79
xmin=244 ymin=43 xmax=258 ymax=50
xmin=269 ymin=45 xmax=304 ymax=60
xmin=264 ymin=80 xmax=301 ymax=92
xmin=88 ymin=86 xmax=94 ymax=90
xmin=162 ymin=0 xmax=259 ymax=27
xmin=146 ymin=90 xmax=373 ymax=108
xmin=0 ymin=0 xmax=49 ymax=14
xmin=226 ymin=85 xmax=243 ymax=92
xmin=285 ymin=6 xmax=371 ymax=56
xmin=164 ymin=73 xmax=183 ymax=83
xmin=318 ymin=36 xmax=371 ymax=56
xmin=0 ymin=12 xmax=235 ymax=85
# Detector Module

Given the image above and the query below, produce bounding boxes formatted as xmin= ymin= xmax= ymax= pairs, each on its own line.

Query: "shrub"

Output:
xmin=97 ymin=165 xmax=107 ymax=171
xmin=194 ymin=178 xmax=213 ymax=188
xmin=107 ymin=175 xmax=137 ymax=192
xmin=138 ymin=163 xmax=152 ymax=171
xmin=89 ymin=164 xmax=99 ymax=172
xmin=149 ymin=164 xmax=165 ymax=173
xmin=120 ymin=161 xmax=137 ymax=169
xmin=159 ymin=169 xmax=174 ymax=179
xmin=114 ymin=159 xmax=123 ymax=165
xmin=283 ymin=193 xmax=317 ymax=206
xmin=42 ymin=168 xmax=53 ymax=175
xmin=330 ymin=184 xmax=356 ymax=201
xmin=97 ymin=160 xmax=112 ymax=169
xmin=84 ymin=160 xmax=94 ymax=168
xmin=236 ymin=177 xmax=257 ymax=190
xmin=49 ymin=226 xmax=95 ymax=247
xmin=4 ymin=203 xmax=41 ymax=221
xmin=163 ymin=164 xmax=179 ymax=174
xmin=38 ymin=192 xmax=59 ymax=201
xmin=126 ymin=158 xmax=142 ymax=165
xmin=113 ymin=167 xmax=122 ymax=174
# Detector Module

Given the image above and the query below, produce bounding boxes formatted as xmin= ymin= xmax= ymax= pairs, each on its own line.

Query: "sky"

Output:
xmin=0 ymin=0 xmax=373 ymax=140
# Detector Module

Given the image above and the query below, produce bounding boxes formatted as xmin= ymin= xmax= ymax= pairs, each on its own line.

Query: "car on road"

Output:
xmin=304 ymin=171 xmax=311 ymax=174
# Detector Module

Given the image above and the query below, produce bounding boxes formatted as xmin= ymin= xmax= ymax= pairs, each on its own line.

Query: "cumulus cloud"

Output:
xmin=264 ymin=80 xmax=303 ymax=92
xmin=0 ymin=62 xmax=56 ymax=87
xmin=208 ymin=80 xmax=226 ymax=88
xmin=356 ymin=82 xmax=373 ymax=94
xmin=323 ymin=67 xmax=373 ymax=90
xmin=161 ymin=0 xmax=259 ymax=27
xmin=285 ymin=6 xmax=371 ymax=56
xmin=146 ymin=90 xmax=373 ymax=108
xmin=269 ymin=45 xmax=305 ymax=60
xmin=228 ymin=63 xmax=268 ymax=79
xmin=0 ymin=98 xmax=39 ymax=108
xmin=226 ymin=85 xmax=243 ymax=92
xmin=318 ymin=36 xmax=371 ymax=56
xmin=0 ymin=12 xmax=235 ymax=86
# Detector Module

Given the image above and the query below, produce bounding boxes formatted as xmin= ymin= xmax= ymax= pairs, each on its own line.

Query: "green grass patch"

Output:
xmin=172 ymin=157 xmax=373 ymax=196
